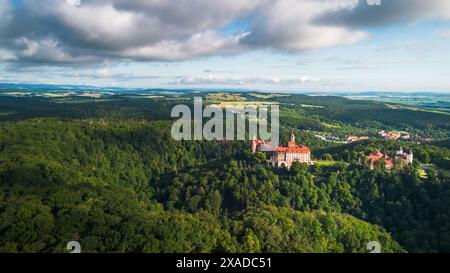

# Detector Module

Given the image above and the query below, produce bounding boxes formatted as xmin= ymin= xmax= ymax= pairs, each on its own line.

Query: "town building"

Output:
xmin=347 ymin=135 xmax=370 ymax=142
xmin=378 ymin=130 xmax=413 ymax=141
xmin=378 ymin=130 xmax=402 ymax=140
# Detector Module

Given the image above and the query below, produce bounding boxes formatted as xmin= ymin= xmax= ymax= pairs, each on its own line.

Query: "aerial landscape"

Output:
xmin=0 ymin=84 xmax=449 ymax=254
xmin=0 ymin=0 xmax=450 ymax=261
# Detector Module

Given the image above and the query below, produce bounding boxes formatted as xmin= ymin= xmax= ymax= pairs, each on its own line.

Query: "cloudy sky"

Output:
xmin=1 ymin=0 xmax=450 ymax=92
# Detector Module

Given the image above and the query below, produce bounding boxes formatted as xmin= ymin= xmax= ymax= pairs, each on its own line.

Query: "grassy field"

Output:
xmin=123 ymin=95 xmax=164 ymax=99
xmin=321 ymin=122 xmax=341 ymax=129
xmin=417 ymin=169 xmax=428 ymax=179
xmin=0 ymin=92 xmax=31 ymax=96
xmin=314 ymin=160 xmax=343 ymax=166
xmin=42 ymin=92 xmax=74 ymax=97
xmin=249 ymin=93 xmax=290 ymax=99
xmin=300 ymin=104 xmax=324 ymax=108
xmin=386 ymin=103 xmax=450 ymax=116
xmin=207 ymin=93 xmax=247 ymax=102
xmin=212 ymin=101 xmax=277 ymax=108
xmin=55 ymin=98 xmax=117 ymax=104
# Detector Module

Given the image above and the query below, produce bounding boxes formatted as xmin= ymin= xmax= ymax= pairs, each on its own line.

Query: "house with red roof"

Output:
xmin=366 ymin=151 xmax=393 ymax=170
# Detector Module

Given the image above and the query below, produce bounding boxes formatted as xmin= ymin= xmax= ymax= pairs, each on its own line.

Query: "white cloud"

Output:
xmin=0 ymin=49 xmax=16 ymax=61
xmin=321 ymin=0 xmax=450 ymax=26
xmin=122 ymin=31 xmax=249 ymax=61
xmin=170 ymin=74 xmax=320 ymax=86
xmin=242 ymin=0 xmax=368 ymax=51
xmin=96 ymin=68 xmax=110 ymax=77
xmin=65 ymin=0 xmax=81 ymax=7
xmin=14 ymin=37 xmax=75 ymax=63
xmin=0 ymin=0 xmax=256 ymax=64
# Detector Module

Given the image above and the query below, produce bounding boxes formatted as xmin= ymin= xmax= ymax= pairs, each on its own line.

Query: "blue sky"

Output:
xmin=1 ymin=0 xmax=450 ymax=92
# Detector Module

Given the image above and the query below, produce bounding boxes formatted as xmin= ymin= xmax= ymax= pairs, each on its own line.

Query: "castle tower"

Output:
xmin=407 ymin=150 xmax=414 ymax=164
xmin=288 ymin=131 xmax=296 ymax=148
xmin=251 ymin=135 xmax=258 ymax=154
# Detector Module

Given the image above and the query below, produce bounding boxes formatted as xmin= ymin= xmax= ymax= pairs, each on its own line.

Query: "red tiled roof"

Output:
xmin=385 ymin=159 xmax=393 ymax=166
xmin=275 ymin=145 xmax=311 ymax=154
xmin=367 ymin=155 xmax=383 ymax=162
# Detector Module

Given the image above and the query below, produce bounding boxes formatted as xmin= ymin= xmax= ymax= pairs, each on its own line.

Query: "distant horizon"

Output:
xmin=1 ymin=81 xmax=450 ymax=95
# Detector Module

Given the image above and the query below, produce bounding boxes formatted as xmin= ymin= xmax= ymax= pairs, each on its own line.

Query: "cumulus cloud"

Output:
xmin=0 ymin=49 xmax=16 ymax=61
xmin=241 ymin=0 xmax=367 ymax=51
xmin=121 ymin=31 xmax=249 ymax=61
xmin=318 ymin=0 xmax=450 ymax=27
xmin=13 ymin=37 xmax=76 ymax=63
xmin=65 ymin=0 xmax=81 ymax=7
xmin=66 ymin=69 xmax=162 ymax=81
xmin=0 ymin=0 xmax=255 ymax=64
xmin=1 ymin=0 xmax=450 ymax=66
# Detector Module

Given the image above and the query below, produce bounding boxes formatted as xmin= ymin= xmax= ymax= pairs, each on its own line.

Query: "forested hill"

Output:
xmin=0 ymin=92 xmax=449 ymax=253
xmin=0 ymin=118 xmax=404 ymax=253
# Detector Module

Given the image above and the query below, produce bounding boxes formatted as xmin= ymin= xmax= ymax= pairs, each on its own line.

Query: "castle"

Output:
xmin=365 ymin=147 xmax=413 ymax=170
xmin=394 ymin=147 xmax=414 ymax=165
xmin=251 ymin=132 xmax=312 ymax=169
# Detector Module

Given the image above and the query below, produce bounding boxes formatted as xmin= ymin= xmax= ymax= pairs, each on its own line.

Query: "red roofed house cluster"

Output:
xmin=252 ymin=132 xmax=312 ymax=169
xmin=347 ymin=135 xmax=370 ymax=142
xmin=366 ymin=150 xmax=394 ymax=170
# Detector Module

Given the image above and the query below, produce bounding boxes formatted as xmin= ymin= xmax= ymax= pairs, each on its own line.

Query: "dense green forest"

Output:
xmin=0 ymin=92 xmax=449 ymax=253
